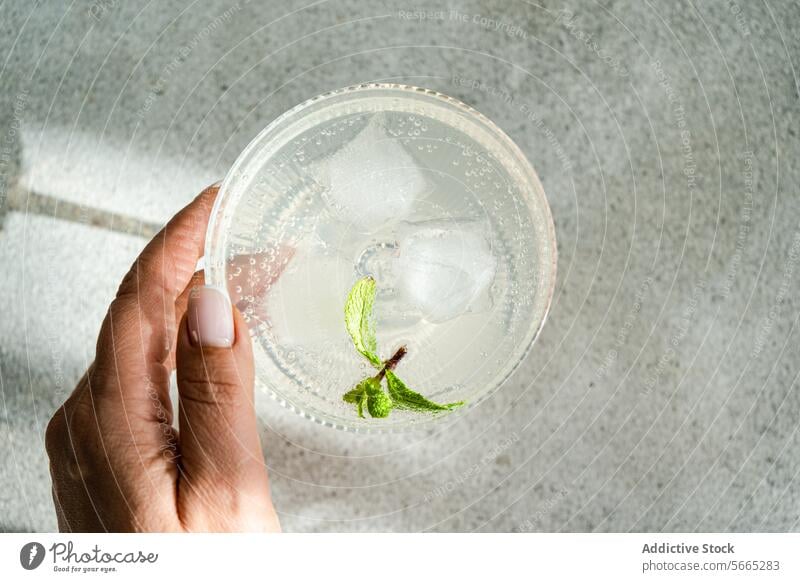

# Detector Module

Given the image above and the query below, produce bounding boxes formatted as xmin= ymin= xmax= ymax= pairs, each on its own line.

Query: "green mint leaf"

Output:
xmin=342 ymin=384 xmax=364 ymax=404
xmin=344 ymin=276 xmax=382 ymax=368
xmin=342 ymin=378 xmax=371 ymax=418
xmin=365 ymin=379 xmax=393 ymax=418
xmin=357 ymin=389 xmax=368 ymax=419
xmin=385 ymin=370 xmax=463 ymax=413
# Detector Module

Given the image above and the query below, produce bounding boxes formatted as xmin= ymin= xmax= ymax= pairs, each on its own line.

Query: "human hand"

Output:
xmin=45 ymin=184 xmax=280 ymax=532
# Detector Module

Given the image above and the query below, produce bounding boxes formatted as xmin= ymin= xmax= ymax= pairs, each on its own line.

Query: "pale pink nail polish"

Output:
xmin=187 ymin=285 xmax=234 ymax=348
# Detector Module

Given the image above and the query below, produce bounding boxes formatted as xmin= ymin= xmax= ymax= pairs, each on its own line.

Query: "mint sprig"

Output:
xmin=342 ymin=276 xmax=464 ymax=419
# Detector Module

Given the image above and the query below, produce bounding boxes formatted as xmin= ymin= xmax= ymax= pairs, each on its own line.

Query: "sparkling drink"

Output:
xmin=205 ymin=85 xmax=556 ymax=431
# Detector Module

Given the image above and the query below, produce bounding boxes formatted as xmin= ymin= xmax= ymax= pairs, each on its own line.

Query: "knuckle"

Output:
xmin=45 ymin=405 xmax=96 ymax=482
xmin=85 ymin=361 xmax=116 ymax=390
xmin=116 ymin=264 xmax=139 ymax=297
xmin=115 ymin=259 xmax=141 ymax=297
xmin=106 ymin=294 xmax=143 ymax=328
xmin=178 ymin=375 xmax=246 ymax=407
xmin=44 ymin=409 xmax=67 ymax=457
xmin=116 ymin=255 xmax=160 ymax=297
xmin=99 ymin=298 xmax=142 ymax=350
xmin=114 ymin=253 xmax=174 ymax=310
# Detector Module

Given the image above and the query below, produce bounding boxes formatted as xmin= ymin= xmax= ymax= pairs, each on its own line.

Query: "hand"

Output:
xmin=45 ymin=184 xmax=281 ymax=532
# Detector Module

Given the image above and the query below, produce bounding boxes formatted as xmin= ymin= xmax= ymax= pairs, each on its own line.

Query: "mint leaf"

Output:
xmin=385 ymin=370 xmax=463 ymax=413
xmin=357 ymin=389 xmax=368 ymax=418
xmin=343 ymin=385 xmax=364 ymax=404
xmin=343 ymin=378 xmax=371 ymax=418
xmin=365 ymin=379 xmax=393 ymax=418
xmin=344 ymin=276 xmax=382 ymax=368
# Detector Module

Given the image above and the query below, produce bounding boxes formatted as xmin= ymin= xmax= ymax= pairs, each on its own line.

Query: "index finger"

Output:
xmin=92 ymin=184 xmax=219 ymax=402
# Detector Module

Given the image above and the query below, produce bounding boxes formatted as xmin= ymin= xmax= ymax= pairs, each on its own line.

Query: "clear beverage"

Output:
xmin=205 ymin=85 xmax=556 ymax=431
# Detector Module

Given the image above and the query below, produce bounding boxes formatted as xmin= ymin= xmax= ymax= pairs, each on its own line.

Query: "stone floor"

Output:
xmin=0 ymin=0 xmax=798 ymax=532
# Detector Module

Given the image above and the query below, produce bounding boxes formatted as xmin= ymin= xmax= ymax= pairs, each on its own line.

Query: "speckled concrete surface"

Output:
xmin=0 ymin=0 xmax=798 ymax=532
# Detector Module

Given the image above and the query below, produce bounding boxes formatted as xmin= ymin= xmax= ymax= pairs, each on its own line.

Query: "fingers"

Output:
xmin=92 ymin=184 xmax=219 ymax=411
xmin=57 ymin=184 xmax=219 ymax=517
xmin=175 ymin=286 xmax=278 ymax=531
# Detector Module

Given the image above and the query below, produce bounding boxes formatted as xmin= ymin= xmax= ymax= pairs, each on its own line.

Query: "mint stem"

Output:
xmin=375 ymin=345 xmax=407 ymax=381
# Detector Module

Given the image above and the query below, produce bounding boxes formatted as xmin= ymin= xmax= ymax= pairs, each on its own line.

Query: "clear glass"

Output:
xmin=205 ymin=84 xmax=557 ymax=432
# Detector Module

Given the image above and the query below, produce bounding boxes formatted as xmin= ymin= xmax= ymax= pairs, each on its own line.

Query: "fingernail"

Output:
xmin=187 ymin=285 xmax=234 ymax=348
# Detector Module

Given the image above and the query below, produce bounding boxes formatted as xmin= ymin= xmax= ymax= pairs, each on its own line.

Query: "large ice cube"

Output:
xmin=319 ymin=115 xmax=426 ymax=232
xmin=397 ymin=221 xmax=497 ymax=323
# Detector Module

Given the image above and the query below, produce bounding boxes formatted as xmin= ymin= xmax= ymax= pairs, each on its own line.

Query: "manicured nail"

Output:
xmin=187 ymin=285 xmax=234 ymax=348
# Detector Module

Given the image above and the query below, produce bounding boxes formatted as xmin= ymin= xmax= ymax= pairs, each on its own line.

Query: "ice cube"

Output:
xmin=397 ymin=221 xmax=497 ymax=323
xmin=319 ymin=115 xmax=426 ymax=232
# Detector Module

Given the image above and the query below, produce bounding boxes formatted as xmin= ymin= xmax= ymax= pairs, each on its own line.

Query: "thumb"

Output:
xmin=176 ymin=285 xmax=277 ymax=531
